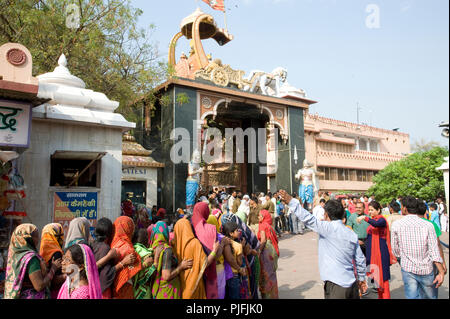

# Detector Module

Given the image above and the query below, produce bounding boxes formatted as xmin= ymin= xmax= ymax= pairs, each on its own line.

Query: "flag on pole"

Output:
xmin=202 ymin=0 xmax=225 ymax=12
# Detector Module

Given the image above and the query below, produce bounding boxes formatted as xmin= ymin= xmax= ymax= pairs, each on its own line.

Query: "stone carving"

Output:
xmin=6 ymin=48 xmax=27 ymax=66
xmin=195 ymin=59 xmax=247 ymax=89
xmin=243 ymin=67 xmax=288 ymax=97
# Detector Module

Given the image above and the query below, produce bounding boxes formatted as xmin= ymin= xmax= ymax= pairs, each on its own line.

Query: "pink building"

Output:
xmin=304 ymin=112 xmax=410 ymax=194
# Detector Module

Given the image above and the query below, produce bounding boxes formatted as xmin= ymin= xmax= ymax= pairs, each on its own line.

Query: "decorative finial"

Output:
xmin=58 ymin=54 xmax=67 ymax=67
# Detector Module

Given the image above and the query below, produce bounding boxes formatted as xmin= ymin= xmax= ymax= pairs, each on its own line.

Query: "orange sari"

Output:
xmin=111 ymin=216 xmax=142 ymax=299
xmin=39 ymin=223 xmax=64 ymax=264
xmin=173 ymin=218 xmax=207 ymax=299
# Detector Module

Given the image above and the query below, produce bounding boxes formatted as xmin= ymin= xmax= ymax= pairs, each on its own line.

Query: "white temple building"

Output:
xmin=17 ymin=54 xmax=135 ymax=234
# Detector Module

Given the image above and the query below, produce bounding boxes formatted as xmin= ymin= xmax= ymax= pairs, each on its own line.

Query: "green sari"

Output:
xmin=133 ymin=243 xmax=156 ymax=299
xmin=150 ymin=221 xmax=181 ymax=299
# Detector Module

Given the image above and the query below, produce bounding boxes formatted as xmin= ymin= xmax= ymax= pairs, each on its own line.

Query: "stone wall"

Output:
xmin=18 ymin=120 xmax=123 ymax=231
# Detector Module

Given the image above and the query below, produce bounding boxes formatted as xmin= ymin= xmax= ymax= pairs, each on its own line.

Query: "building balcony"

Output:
xmin=316 ymin=150 xmax=405 ymax=171
xmin=319 ymin=180 xmax=374 ymax=192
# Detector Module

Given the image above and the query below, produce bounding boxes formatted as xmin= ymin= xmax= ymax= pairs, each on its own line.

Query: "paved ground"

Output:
xmin=277 ymin=229 xmax=449 ymax=299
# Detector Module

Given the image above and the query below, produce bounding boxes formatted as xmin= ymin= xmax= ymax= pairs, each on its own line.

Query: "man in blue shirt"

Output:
xmin=279 ymin=190 xmax=367 ymax=299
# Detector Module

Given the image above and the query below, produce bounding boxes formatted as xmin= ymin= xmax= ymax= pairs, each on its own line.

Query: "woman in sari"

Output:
xmin=64 ymin=217 xmax=91 ymax=249
xmin=132 ymin=228 xmax=156 ymax=299
xmin=39 ymin=223 xmax=66 ymax=298
xmin=57 ymin=243 xmax=102 ymax=299
xmin=4 ymin=224 xmax=61 ymax=299
xmin=191 ymin=202 xmax=220 ymax=299
xmin=135 ymin=204 xmax=151 ymax=229
xmin=92 ymin=217 xmax=136 ymax=299
xmin=357 ymin=201 xmax=397 ymax=299
xmin=257 ymin=210 xmax=279 ymax=299
xmin=221 ymin=212 xmax=261 ymax=299
xmin=150 ymin=221 xmax=192 ymax=299
xmin=111 ymin=216 xmax=142 ymax=299
xmin=206 ymin=214 xmax=232 ymax=299
xmin=173 ymin=218 xmax=222 ymax=299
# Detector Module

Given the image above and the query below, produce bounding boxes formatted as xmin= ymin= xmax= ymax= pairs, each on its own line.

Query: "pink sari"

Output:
xmin=57 ymin=244 xmax=102 ymax=299
xmin=191 ymin=202 xmax=218 ymax=299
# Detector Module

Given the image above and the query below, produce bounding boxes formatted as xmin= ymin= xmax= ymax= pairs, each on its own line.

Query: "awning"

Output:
xmin=122 ymin=155 xmax=165 ymax=168
xmin=51 ymin=151 xmax=107 ymax=160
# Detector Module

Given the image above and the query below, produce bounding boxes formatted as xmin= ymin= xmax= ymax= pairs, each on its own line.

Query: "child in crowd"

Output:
xmin=222 ymin=222 xmax=246 ymax=299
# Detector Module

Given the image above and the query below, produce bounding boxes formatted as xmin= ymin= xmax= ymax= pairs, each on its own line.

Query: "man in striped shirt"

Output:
xmin=391 ymin=196 xmax=445 ymax=299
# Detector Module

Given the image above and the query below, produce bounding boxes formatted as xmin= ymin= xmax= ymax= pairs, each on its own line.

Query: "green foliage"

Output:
xmin=0 ymin=0 xmax=167 ymax=123
xmin=368 ymin=147 xmax=448 ymax=203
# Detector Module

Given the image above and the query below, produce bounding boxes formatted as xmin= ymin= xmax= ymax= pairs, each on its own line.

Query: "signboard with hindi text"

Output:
xmin=53 ymin=191 xmax=98 ymax=237
xmin=0 ymin=100 xmax=32 ymax=148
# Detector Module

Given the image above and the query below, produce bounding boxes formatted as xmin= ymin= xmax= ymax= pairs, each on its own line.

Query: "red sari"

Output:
xmin=111 ymin=216 xmax=142 ymax=299
xmin=367 ymin=215 xmax=397 ymax=299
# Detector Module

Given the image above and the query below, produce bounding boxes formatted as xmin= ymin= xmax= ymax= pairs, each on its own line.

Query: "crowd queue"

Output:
xmin=1 ymin=187 xmax=447 ymax=299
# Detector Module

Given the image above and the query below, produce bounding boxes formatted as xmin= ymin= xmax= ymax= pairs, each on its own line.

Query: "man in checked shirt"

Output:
xmin=391 ymin=196 xmax=446 ymax=299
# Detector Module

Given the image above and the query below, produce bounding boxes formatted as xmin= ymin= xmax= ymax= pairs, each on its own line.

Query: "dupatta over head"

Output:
xmin=4 ymin=224 xmax=44 ymax=299
xmin=57 ymin=244 xmax=102 ymax=299
xmin=64 ymin=217 xmax=91 ymax=249
xmin=191 ymin=202 xmax=218 ymax=299
xmin=173 ymin=218 xmax=207 ymax=299
xmin=111 ymin=216 xmax=142 ymax=294
xmin=40 ymin=223 xmax=64 ymax=264
xmin=258 ymin=210 xmax=279 ymax=257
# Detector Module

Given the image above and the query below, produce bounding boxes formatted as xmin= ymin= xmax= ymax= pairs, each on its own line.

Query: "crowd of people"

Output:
xmin=1 ymin=187 xmax=448 ymax=299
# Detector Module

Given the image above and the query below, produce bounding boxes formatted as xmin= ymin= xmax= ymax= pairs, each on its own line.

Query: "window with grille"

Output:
xmin=318 ymin=141 xmax=334 ymax=151
xmin=336 ymin=143 xmax=354 ymax=153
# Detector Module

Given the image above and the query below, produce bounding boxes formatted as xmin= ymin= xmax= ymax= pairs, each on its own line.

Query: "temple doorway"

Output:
xmin=200 ymin=102 xmax=271 ymax=195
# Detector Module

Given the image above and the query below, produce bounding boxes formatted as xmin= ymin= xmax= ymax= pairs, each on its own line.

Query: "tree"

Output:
xmin=411 ymin=138 xmax=442 ymax=153
xmin=0 ymin=0 xmax=168 ymax=124
xmin=368 ymin=147 xmax=448 ymax=204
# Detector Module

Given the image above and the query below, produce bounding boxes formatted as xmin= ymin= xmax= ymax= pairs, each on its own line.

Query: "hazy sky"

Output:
xmin=131 ymin=0 xmax=449 ymax=147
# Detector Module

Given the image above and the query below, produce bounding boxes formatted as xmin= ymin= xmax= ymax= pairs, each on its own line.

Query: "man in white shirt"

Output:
xmin=259 ymin=193 xmax=266 ymax=206
xmin=313 ymin=199 xmax=326 ymax=221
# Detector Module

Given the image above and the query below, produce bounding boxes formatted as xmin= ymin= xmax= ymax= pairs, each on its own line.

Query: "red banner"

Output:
xmin=202 ymin=0 xmax=225 ymax=12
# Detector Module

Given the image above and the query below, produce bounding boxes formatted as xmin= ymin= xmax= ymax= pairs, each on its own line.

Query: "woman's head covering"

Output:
xmin=4 ymin=224 xmax=42 ymax=299
xmin=191 ymin=202 xmax=219 ymax=299
xmin=135 ymin=204 xmax=151 ymax=228
xmin=65 ymin=217 xmax=90 ymax=249
xmin=150 ymin=221 xmax=170 ymax=251
xmin=111 ymin=216 xmax=142 ymax=293
xmin=57 ymin=244 xmax=102 ymax=299
xmin=147 ymin=224 xmax=155 ymax=246
xmin=40 ymin=223 xmax=64 ymax=264
xmin=258 ymin=210 xmax=279 ymax=256
xmin=156 ymin=208 xmax=166 ymax=219
xmin=207 ymin=215 xmax=220 ymax=232
xmin=191 ymin=202 xmax=217 ymax=252
xmin=121 ymin=200 xmax=135 ymax=217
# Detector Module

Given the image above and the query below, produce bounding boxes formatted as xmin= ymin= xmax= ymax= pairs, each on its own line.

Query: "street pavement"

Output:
xmin=277 ymin=229 xmax=450 ymax=299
